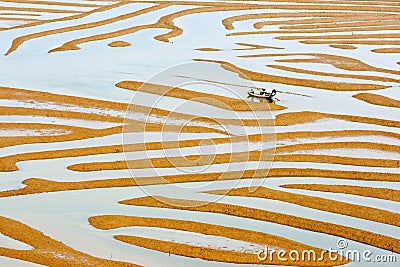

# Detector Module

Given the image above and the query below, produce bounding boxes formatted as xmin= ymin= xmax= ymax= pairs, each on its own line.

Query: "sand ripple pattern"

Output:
xmin=0 ymin=0 xmax=399 ymax=266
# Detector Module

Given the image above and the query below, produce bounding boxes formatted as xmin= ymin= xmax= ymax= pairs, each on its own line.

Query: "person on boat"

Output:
xmin=260 ymin=88 xmax=267 ymax=95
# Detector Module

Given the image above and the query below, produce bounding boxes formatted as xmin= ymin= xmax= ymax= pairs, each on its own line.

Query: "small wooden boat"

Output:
xmin=248 ymin=88 xmax=277 ymax=99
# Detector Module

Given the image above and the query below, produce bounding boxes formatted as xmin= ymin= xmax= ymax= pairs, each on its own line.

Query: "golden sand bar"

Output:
xmin=0 ymin=124 xmax=122 ymax=149
xmin=280 ymin=19 xmax=400 ymax=30
xmin=277 ymin=33 xmax=400 ymax=41
xmin=0 ymin=17 xmax=37 ymax=21
xmin=223 ymin=11 xmax=399 ymax=30
xmin=372 ymin=48 xmax=400 ymax=53
xmin=275 ymin=141 xmax=400 ymax=154
xmin=6 ymin=1 xmax=126 ymax=33
xmin=0 ymin=216 xmax=139 ymax=267
xmin=5 ymin=2 xmax=149 ymax=55
xmin=0 ymin=6 xmax=80 ymax=14
xmin=68 ymin=149 xmax=271 ymax=172
xmin=68 ymin=143 xmax=400 ymax=172
xmin=47 ymin=4 xmax=172 ymax=53
xmin=230 ymin=25 xmax=400 ymax=36
xmin=301 ymin=40 xmax=400 ymax=46
xmin=267 ymin=64 xmax=398 ymax=84
xmin=11 ymin=0 xmax=395 ymax=54
xmin=281 ymin=184 xmax=400 ymax=202
xmin=0 ymin=178 xmax=137 ymax=197
xmin=0 ymin=86 xmax=127 ymax=111
xmin=274 ymin=154 xmax=400 ymax=169
xmin=0 ymin=134 xmax=245 ymax=172
xmin=275 ymin=111 xmax=400 ymax=128
xmin=0 ymin=0 xmax=100 ymax=8
xmin=194 ymin=59 xmax=388 ymax=91
xmin=67 ymin=129 xmax=400 ymax=172
xmin=108 ymin=40 xmax=131 ymax=47
xmin=234 ymin=42 xmax=283 ymax=50
xmin=147 ymin=0 xmax=400 ymax=8
xmin=195 ymin=47 xmax=221 ymax=51
xmin=1 ymin=167 xmax=399 ymax=198
xmin=1 ymin=129 xmax=398 ymax=172
xmin=240 ymin=53 xmax=400 ymax=76
xmin=0 ymin=119 xmax=225 ymax=150
xmin=0 ymin=85 xmax=236 ymax=151
xmin=116 ymin=80 xmax=285 ymax=111
xmin=207 ymin=187 xmax=399 ymax=226
xmin=253 ymin=16 xmax=364 ymax=29
xmin=330 ymin=45 xmax=357 ymax=50
xmin=4 ymin=1 xmax=400 ymax=54
xmin=0 ymin=85 xmax=273 ymax=127
xmin=353 ymin=93 xmax=400 ymax=109
xmin=0 ymin=12 xmax=40 ymax=16
xmin=48 ymin=3 xmax=282 ymax=53
xmin=0 ymin=105 xmax=123 ymax=123
xmin=120 ymin=196 xmax=400 ymax=253
xmin=89 ymin=215 xmax=348 ymax=266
